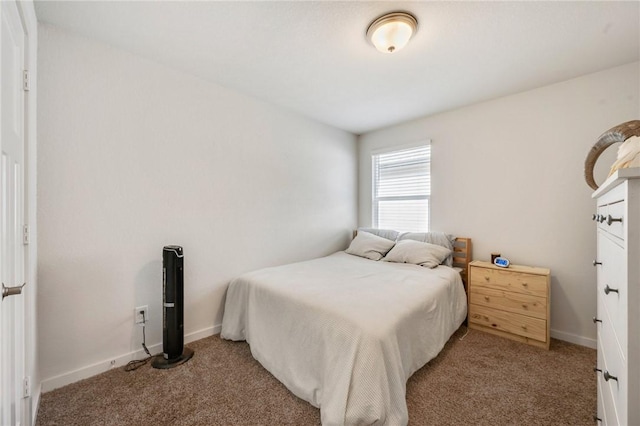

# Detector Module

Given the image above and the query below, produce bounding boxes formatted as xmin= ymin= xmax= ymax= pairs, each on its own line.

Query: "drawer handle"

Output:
xmin=598 ymin=215 xmax=606 ymax=223
xmin=521 ymin=282 xmax=528 ymax=287
xmin=593 ymin=260 xmax=602 ymax=266
xmin=592 ymin=317 xmax=602 ymax=324
xmin=592 ymin=214 xmax=597 ymax=221
xmin=521 ymin=325 xmax=527 ymax=330
xmin=603 ymin=370 xmax=618 ymax=382
xmin=522 ymin=304 xmax=528 ymax=309
xmin=484 ymin=296 xmax=490 ymax=301
xmin=606 ymin=215 xmax=623 ymax=226
xmin=484 ymin=276 xmax=490 ymax=281
xmin=594 ymin=416 xmax=601 ymax=423
xmin=593 ymin=366 xmax=602 ymax=373
xmin=604 ymin=285 xmax=619 ymax=295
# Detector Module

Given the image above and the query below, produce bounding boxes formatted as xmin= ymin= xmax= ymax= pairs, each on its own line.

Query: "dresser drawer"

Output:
xmin=469 ymin=267 xmax=547 ymax=297
xmin=469 ymin=286 xmax=547 ymax=319
xmin=598 ymin=283 xmax=627 ymax=362
xmin=597 ymin=233 xmax=628 ymax=358
xmin=469 ymin=304 xmax=546 ymax=342
xmin=605 ymin=200 xmax=625 ymax=241
xmin=599 ymin=368 xmax=618 ymax=426
xmin=598 ymin=333 xmax=627 ymax=426
xmin=596 ymin=182 xmax=626 ymax=240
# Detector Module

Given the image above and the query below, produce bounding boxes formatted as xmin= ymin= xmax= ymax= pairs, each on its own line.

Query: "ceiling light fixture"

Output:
xmin=366 ymin=12 xmax=418 ymax=54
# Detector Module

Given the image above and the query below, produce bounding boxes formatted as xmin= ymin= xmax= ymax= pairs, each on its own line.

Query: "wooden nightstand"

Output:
xmin=468 ymin=260 xmax=550 ymax=349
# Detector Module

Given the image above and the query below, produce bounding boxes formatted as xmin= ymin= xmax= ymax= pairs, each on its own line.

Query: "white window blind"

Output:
xmin=372 ymin=144 xmax=430 ymax=232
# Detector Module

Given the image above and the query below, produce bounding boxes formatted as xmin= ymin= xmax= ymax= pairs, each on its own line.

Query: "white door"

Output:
xmin=0 ymin=0 xmax=26 ymax=424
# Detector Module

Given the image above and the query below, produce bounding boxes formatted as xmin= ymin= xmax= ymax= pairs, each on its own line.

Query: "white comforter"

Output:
xmin=221 ymin=251 xmax=467 ymax=425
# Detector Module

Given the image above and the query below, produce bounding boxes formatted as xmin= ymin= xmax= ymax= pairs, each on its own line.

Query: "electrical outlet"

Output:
xmin=135 ymin=305 xmax=148 ymax=325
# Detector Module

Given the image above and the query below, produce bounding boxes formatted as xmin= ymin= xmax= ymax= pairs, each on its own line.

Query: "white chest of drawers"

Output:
xmin=592 ymin=167 xmax=640 ymax=426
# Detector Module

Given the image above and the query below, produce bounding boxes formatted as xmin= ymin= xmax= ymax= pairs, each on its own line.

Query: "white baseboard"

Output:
xmin=551 ymin=328 xmax=596 ymax=349
xmin=41 ymin=324 xmax=221 ymax=393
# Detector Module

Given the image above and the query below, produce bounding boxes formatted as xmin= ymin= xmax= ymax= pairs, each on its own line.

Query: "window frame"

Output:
xmin=371 ymin=140 xmax=431 ymax=232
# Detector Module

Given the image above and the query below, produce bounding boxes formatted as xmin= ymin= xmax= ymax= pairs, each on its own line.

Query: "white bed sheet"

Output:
xmin=221 ymin=251 xmax=467 ymax=425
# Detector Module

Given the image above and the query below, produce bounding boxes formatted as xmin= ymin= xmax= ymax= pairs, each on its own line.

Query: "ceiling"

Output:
xmin=35 ymin=1 xmax=640 ymax=135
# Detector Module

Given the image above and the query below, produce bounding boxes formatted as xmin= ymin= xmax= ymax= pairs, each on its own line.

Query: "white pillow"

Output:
xmin=357 ymin=227 xmax=399 ymax=242
xmin=398 ymin=231 xmax=456 ymax=266
xmin=382 ymin=239 xmax=452 ymax=268
xmin=345 ymin=231 xmax=396 ymax=261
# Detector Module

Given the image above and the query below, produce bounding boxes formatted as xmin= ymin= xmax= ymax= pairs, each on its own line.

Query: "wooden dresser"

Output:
xmin=468 ymin=260 xmax=550 ymax=349
xmin=592 ymin=168 xmax=640 ymax=426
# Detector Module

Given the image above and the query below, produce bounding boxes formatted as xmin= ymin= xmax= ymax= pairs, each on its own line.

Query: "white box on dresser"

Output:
xmin=592 ymin=167 xmax=640 ymax=426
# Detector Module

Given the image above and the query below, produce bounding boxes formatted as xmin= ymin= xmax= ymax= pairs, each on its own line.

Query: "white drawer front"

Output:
xmin=599 ymin=369 xmax=617 ymax=426
xmin=597 ymin=232 xmax=628 ymax=359
xmin=599 ymin=327 xmax=627 ymax=426
xmin=605 ymin=200 xmax=625 ymax=241
xmin=596 ymin=182 xmax=626 ymax=239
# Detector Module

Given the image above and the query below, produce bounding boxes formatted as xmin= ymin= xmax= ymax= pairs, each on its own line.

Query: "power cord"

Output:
xmin=125 ymin=310 xmax=156 ymax=372
xmin=459 ymin=325 xmax=470 ymax=341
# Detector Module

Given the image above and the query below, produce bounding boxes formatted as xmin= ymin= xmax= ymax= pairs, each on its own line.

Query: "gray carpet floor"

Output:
xmin=36 ymin=327 xmax=596 ymax=425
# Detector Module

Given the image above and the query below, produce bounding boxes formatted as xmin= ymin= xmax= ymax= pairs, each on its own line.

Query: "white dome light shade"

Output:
xmin=366 ymin=12 xmax=418 ymax=54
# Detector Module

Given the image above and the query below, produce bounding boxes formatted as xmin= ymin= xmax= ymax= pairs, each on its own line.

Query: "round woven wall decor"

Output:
xmin=584 ymin=120 xmax=640 ymax=190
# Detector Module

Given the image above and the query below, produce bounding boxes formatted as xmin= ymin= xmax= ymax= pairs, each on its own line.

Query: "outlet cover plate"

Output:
xmin=134 ymin=305 xmax=148 ymax=324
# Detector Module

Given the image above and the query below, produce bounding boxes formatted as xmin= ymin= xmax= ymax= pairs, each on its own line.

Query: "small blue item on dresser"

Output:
xmin=493 ymin=257 xmax=510 ymax=268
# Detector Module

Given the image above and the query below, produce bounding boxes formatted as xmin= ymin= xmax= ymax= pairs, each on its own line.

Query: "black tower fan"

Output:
xmin=152 ymin=245 xmax=194 ymax=369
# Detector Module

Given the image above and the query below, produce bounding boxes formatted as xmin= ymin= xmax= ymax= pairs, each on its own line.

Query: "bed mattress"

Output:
xmin=221 ymin=251 xmax=467 ymax=425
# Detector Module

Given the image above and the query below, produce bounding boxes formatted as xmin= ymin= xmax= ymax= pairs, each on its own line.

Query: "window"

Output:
xmin=372 ymin=144 xmax=430 ymax=232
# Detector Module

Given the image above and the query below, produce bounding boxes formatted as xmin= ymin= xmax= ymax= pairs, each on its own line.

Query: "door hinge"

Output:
xmin=23 ymin=376 xmax=31 ymax=398
xmin=23 ymin=70 xmax=30 ymax=92
xmin=23 ymin=225 xmax=29 ymax=245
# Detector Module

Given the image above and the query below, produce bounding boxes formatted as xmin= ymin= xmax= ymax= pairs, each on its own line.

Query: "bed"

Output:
xmin=221 ymin=232 xmax=472 ymax=425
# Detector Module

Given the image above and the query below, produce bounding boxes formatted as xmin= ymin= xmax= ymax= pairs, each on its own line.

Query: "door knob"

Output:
xmin=2 ymin=282 xmax=26 ymax=300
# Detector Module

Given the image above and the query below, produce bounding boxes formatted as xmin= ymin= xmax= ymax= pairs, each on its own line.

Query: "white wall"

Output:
xmin=37 ymin=23 xmax=357 ymax=388
xmin=359 ymin=62 xmax=640 ymax=347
